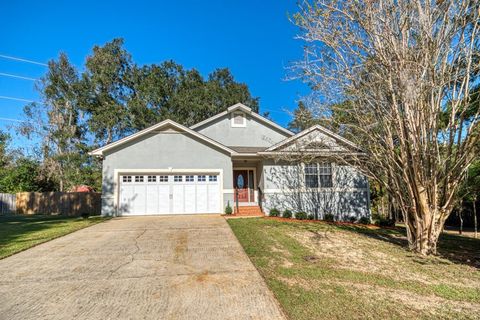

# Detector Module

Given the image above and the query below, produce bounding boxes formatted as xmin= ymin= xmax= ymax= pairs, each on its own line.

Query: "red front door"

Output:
xmin=234 ymin=170 xmax=249 ymax=202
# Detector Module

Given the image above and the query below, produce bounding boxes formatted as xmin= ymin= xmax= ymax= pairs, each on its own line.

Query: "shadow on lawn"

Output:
xmin=334 ymin=223 xmax=480 ymax=269
xmin=0 ymin=215 xmax=84 ymax=249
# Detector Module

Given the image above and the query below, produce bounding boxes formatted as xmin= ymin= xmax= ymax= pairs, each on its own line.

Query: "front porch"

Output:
xmin=231 ymin=159 xmax=264 ymax=216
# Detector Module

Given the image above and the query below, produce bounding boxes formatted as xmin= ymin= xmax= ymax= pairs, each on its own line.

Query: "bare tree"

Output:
xmin=292 ymin=0 xmax=480 ymax=254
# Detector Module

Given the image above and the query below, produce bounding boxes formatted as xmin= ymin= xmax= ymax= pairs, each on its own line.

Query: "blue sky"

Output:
xmin=0 ymin=1 xmax=310 ymax=147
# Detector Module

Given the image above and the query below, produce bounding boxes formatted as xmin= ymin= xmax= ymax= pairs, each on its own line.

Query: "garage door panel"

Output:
xmin=207 ymin=184 xmax=220 ymax=213
xmin=172 ymin=185 xmax=184 ymax=213
xmin=145 ymin=185 xmax=159 ymax=214
xmin=119 ymin=185 xmax=135 ymax=215
xmin=196 ymin=185 xmax=208 ymax=213
xmin=133 ymin=185 xmax=147 ymax=214
xmin=158 ymin=185 xmax=170 ymax=213
xmin=184 ymin=184 xmax=196 ymax=213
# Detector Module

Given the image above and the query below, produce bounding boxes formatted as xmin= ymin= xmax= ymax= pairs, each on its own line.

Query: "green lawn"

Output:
xmin=228 ymin=218 xmax=480 ymax=320
xmin=0 ymin=215 xmax=107 ymax=259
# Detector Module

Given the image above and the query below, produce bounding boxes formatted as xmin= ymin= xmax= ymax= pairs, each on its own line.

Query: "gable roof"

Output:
xmin=190 ymin=103 xmax=294 ymax=136
xmin=89 ymin=119 xmax=236 ymax=156
xmin=262 ymin=125 xmax=361 ymax=153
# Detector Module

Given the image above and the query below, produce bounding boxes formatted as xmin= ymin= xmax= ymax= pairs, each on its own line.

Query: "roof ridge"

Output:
xmin=189 ymin=103 xmax=294 ymax=136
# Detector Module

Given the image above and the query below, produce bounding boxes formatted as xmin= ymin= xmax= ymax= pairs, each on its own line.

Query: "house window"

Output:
xmin=304 ymin=164 xmax=319 ymax=188
xmin=147 ymin=175 xmax=156 ymax=182
xmin=159 ymin=175 xmax=168 ymax=182
xmin=174 ymin=175 xmax=183 ymax=182
xmin=209 ymin=175 xmax=217 ymax=182
xmin=135 ymin=176 xmax=144 ymax=182
xmin=319 ymin=163 xmax=333 ymax=187
xmin=304 ymin=163 xmax=333 ymax=188
xmin=198 ymin=175 xmax=206 ymax=182
xmin=186 ymin=175 xmax=194 ymax=182
xmin=122 ymin=176 xmax=132 ymax=183
xmin=231 ymin=112 xmax=246 ymax=127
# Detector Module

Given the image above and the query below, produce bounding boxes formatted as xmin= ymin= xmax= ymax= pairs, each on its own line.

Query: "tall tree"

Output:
xmin=294 ymin=0 xmax=480 ymax=254
xmin=20 ymin=53 xmax=86 ymax=191
xmin=80 ymin=38 xmax=134 ymax=145
xmin=288 ymin=101 xmax=316 ymax=132
xmin=128 ymin=63 xmax=259 ymax=129
xmin=0 ymin=130 xmax=11 ymax=168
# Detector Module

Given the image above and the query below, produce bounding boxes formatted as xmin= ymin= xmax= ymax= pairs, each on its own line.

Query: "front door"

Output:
xmin=234 ymin=170 xmax=249 ymax=202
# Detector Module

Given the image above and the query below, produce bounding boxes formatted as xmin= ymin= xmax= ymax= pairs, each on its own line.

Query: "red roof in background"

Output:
xmin=69 ymin=185 xmax=95 ymax=192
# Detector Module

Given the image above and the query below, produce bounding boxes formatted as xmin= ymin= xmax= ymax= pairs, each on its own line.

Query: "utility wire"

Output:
xmin=262 ymin=107 xmax=292 ymax=115
xmin=0 ymin=117 xmax=24 ymax=123
xmin=0 ymin=72 xmax=38 ymax=81
xmin=0 ymin=95 xmax=35 ymax=103
xmin=0 ymin=54 xmax=48 ymax=67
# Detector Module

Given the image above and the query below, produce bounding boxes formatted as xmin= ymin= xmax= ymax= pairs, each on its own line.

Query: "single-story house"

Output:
xmin=89 ymin=103 xmax=370 ymax=219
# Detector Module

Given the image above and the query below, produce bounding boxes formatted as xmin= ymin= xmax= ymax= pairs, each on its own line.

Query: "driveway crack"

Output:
xmin=107 ymin=228 xmax=147 ymax=279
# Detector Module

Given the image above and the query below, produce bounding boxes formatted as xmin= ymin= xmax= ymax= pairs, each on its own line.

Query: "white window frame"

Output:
xmin=209 ymin=175 xmax=218 ymax=182
xmin=197 ymin=175 xmax=206 ymax=182
xmin=303 ymin=162 xmax=334 ymax=189
xmin=231 ymin=111 xmax=246 ymax=128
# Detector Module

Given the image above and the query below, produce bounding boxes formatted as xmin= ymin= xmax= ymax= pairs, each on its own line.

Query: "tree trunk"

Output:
xmin=474 ymin=198 xmax=478 ymax=239
xmin=404 ymin=205 xmax=446 ymax=255
xmin=459 ymin=211 xmax=463 ymax=235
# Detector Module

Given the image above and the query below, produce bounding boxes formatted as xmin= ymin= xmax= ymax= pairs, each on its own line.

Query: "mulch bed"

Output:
xmin=263 ymin=216 xmax=399 ymax=230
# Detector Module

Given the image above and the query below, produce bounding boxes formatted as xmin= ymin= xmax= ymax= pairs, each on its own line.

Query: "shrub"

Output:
xmin=80 ymin=212 xmax=90 ymax=219
xmin=295 ymin=211 xmax=308 ymax=220
xmin=358 ymin=216 xmax=370 ymax=224
xmin=269 ymin=208 xmax=280 ymax=217
xmin=308 ymin=214 xmax=315 ymax=220
xmin=282 ymin=209 xmax=293 ymax=218
xmin=324 ymin=213 xmax=334 ymax=222
xmin=348 ymin=215 xmax=357 ymax=223
xmin=225 ymin=201 xmax=233 ymax=215
xmin=375 ymin=217 xmax=396 ymax=227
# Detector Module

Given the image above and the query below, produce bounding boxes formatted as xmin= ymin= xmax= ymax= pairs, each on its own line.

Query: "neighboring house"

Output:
xmin=89 ymin=103 xmax=369 ymax=219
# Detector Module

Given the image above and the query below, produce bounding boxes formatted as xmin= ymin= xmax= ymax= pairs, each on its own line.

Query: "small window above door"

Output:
xmin=231 ymin=112 xmax=246 ymax=127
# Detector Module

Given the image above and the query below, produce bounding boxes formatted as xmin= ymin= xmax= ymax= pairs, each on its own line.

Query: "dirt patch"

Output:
xmin=174 ymin=231 xmax=188 ymax=263
xmin=196 ymin=271 xmax=209 ymax=282
xmin=343 ymin=282 xmax=480 ymax=316
xmin=289 ymin=228 xmax=480 ymax=289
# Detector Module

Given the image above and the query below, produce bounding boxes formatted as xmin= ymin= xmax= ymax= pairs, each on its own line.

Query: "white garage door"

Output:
xmin=118 ymin=173 xmax=220 ymax=215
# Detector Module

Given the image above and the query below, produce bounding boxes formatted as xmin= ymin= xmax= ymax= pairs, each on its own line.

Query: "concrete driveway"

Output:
xmin=0 ymin=215 xmax=285 ymax=320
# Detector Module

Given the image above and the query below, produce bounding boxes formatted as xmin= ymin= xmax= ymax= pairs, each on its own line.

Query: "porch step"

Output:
xmin=234 ymin=205 xmax=264 ymax=217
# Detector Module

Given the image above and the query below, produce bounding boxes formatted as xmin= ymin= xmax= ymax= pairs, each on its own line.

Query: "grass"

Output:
xmin=228 ymin=218 xmax=480 ymax=320
xmin=0 ymin=214 xmax=107 ymax=259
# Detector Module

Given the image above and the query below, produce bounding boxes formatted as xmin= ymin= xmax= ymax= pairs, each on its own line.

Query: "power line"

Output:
xmin=0 ymin=54 xmax=48 ymax=67
xmin=262 ymin=107 xmax=292 ymax=115
xmin=0 ymin=72 xmax=38 ymax=81
xmin=0 ymin=95 xmax=35 ymax=103
xmin=0 ymin=117 xmax=24 ymax=123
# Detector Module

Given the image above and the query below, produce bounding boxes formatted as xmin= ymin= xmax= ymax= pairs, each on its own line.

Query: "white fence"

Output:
xmin=0 ymin=193 xmax=16 ymax=214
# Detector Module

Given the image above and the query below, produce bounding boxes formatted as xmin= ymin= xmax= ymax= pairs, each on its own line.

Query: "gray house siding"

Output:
xmin=101 ymin=130 xmax=233 ymax=216
xmin=194 ymin=114 xmax=290 ymax=147
xmin=261 ymin=160 xmax=369 ymax=219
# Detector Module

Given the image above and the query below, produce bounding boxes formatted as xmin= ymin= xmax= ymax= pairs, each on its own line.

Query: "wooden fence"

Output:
xmin=0 ymin=193 xmax=16 ymax=214
xmin=14 ymin=192 xmax=102 ymax=216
